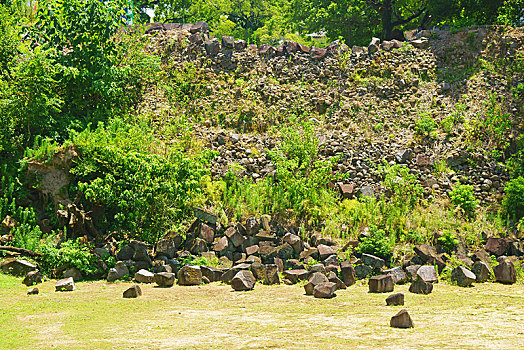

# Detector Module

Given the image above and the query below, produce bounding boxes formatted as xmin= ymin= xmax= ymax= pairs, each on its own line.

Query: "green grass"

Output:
xmin=1 ymin=273 xmax=523 ymax=349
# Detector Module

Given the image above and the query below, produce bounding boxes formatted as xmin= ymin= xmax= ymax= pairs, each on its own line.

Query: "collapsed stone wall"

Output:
xmin=141 ymin=23 xmax=523 ymax=206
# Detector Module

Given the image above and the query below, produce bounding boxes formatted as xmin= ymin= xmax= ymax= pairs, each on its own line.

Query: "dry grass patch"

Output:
xmin=1 ymin=274 xmax=523 ymax=349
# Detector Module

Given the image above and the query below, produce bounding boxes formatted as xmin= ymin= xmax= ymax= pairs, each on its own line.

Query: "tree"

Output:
xmin=365 ymin=0 xmax=427 ymax=40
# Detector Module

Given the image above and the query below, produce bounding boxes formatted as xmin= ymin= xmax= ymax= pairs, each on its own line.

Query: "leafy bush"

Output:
xmin=67 ymin=120 xmax=214 ymax=243
xmin=356 ymin=226 xmax=394 ymax=261
xmin=39 ymin=239 xmax=103 ymax=277
xmin=437 ymin=230 xmax=459 ymax=254
xmin=502 ymin=176 xmax=524 ymax=223
xmin=415 ymin=113 xmax=436 ymax=135
xmin=449 ymin=183 xmax=479 ymax=218
xmin=381 ymin=163 xmax=423 ymax=209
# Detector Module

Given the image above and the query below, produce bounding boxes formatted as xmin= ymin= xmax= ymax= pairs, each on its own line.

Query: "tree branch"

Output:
xmin=0 ymin=246 xmax=42 ymax=258
xmin=392 ymin=7 xmax=426 ymax=26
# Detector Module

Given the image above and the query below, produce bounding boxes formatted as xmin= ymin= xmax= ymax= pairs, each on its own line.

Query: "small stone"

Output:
xmin=369 ymin=275 xmax=394 ymax=293
xmin=55 ymin=277 xmax=75 ymax=292
xmin=386 ymin=293 xmax=404 ymax=306
xmin=123 ymin=285 xmax=142 ymax=298
xmin=231 ymin=270 xmax=256 ymax=291
xmin=390 ymin=309 xmax=414 ymax=328
xmin=27 ymin=287 xmax=39 ymax=295
xmin=154 ymin=272 xmax=175 ymax=287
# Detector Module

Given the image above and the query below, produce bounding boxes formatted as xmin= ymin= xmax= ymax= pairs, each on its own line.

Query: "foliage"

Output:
xmin=381 ymin=163 xmax=423 ymax=209
xmin=67 ymin=120 xmax=214 ymax=243
xmin=415 ymin=113 xmax=437 ymax=135
xmin=356 ymin=226 xmax=394 ymax=261
xmin=449 ymin=183 xmax=479 ymax=218
xmin=502 ymin=176 xmax=524 ymax=224
xmin=39 ymin=239 xmax=102 ymax=276
xmin=437 ymin=230 xmax=459 ymax=254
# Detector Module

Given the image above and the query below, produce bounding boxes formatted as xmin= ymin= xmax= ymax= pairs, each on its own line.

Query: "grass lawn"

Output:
xmin=1 ymin=273 xmax=523 ymax=349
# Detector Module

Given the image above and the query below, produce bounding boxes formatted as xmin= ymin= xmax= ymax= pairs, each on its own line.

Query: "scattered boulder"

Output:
xmin=134 ymin=269 xmax=155 ymax=283
xmin=231 ymin=270 xmax=256 ymax=291
xmin=317 ymin=244 xmax=336 ymax=260
xmin=23 ymin=271 xmax=43 ymax=286
xmin=328 ymin=271 xmax=346 ymax=290
xmin=405 ymin=265 xmax=421 ymax=280
xmin=485 ymin=237 xmax=508 ymax=257
xmin=123 ymin=285 xmax=142 ymax=298
xmin=282 ymin=269 xmax=309 ymax=284
xmin=369 ymin=275 xmax=394 ymax=293
xmin=416 ymin=265 xmax=438 ymax=283
xmin=177 ymin=265 xmax=203 ymax=286
xmin=451 ymin=266 xmax=476 ymax=287
xmin=355 ymin=264 xmax=373 ymax=279
xmin=154 ymin=272 xmax=175 ymax=287
xmin=63 ymin=267 xmax=83 ymax=282
xmin=385 ymin=267 xmax=408 ymax=284
xmin=361 ymin=253 xmax=385 ymax=269
xmin=107 ymin=261 xmax=129 ymax=282
xmin=390 ymin=309 xmax=414 ymax=328
xmin=200 ymin=265 xmax=223 ymax=283
xmin=368 ymin=37 xmax=381 ymax=53
xmin=493 ymin=260 xmax=517 ymax=284
xmin=471 ymin=261 xmax=491 ymax=282
xmin=56 ymin=277 xmax=75 ymax=292
xmin=409 ymin=280 xmax=433 ymax=294
xmin=313 ymin=282 xmax=337 ymax=298
xmin=27 ymin=287 xmax=39 ymax=295
xmin=0 ymin=259 xmax=37 ymax=277
xmin=116 ymin=245 xmax=134 ymax=261
xmin=386 ymin=293 xmax=404 ymax=306
xmin=340 ymin=261 xmax=356 ymax=286
xmin=304 ymin=272 xmax=329 ymax=295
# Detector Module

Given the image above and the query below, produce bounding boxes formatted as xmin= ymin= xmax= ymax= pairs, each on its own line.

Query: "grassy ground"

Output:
xmin=1 ymin=273 xmax=523 ymax=350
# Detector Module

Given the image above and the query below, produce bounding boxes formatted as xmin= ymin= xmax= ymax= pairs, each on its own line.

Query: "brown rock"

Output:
xmin=369 ymin=275 xmax=394 ymax=293
xmin=390 ymin=309 xmax=414 ymax=328
xmin=313 ymin=282 xmax=337 ymax=298
xmin=386 ymin=293 xmax=404 ymax=306
xmin=123 ymin=285 xmax=142 ymax=298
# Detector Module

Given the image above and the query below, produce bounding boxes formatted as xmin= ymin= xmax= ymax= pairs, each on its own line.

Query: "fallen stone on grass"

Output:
xmin=123 ymin=285 xmax=142 ymax=298
xmin=23 ymin=271 xmax=43 ymax=286
xmin=313 ymin=282 xmax=337 ymax=298
xmin=451 ymin=266 xmax=476 ymax=287
xmin=369 ymin=275 xmax=394 ymax=293
xmin=27 ymin=287 xmax=39 ymax=295
xmin=471 ymin=261 xmax=491 ymax=282
xmin=56 ymin=277 xmax=75 ymax=292
xmin=177 ymin=265 xmax=202 ymax=286
xmin=390 ymin=309 xmax=414 ymax=328
xmin=154 ymin=272 xmax=175 ymax=287
xmin=135 ymin=269 xmax=155 ymax=283
xmin=409 ymin=279 xmax=433 ymax=294
xmin=200 ymin=265 xmax=223 ymax=283
xmin=231 ymin=270 xmax=256 ymax=291
xmin=304 ymin=272 xmax=329 ymax=295
xmin=282 ymin=269 xmax=309 ymax=284
xmin=416 ymin=265 xmax=438 ymax=283
xmin=386 ymin=293 xmax=404 ymax=306
xmin=494 ymin=260 xmax=517 ymax=284
xmin=340 ymin=261 xmax=356 ymax=286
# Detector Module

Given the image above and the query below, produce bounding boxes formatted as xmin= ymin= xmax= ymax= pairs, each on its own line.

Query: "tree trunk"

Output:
xmin=0 ymin=246 xmax=42 ymax=258
xmin=381 ymin=0 xmax=393 ymax=40
xmin=348 ymin=18 xmax=352 ymax=46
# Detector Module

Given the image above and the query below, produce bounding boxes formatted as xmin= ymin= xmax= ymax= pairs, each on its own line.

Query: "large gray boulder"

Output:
xmin=107 ymin=261 xmax=129 ymax=282
xmin=231 ymin=270 xmax=256 ymax=291
xmin=451 ymin=266 xmax=476 ymax=287
xmin=177 ymin=265 xmax=202 ymax=286
xmin=154 ymin=272 xmax=175 ymax=287
xmin=416 ymin=265 xmax=438 ymax=283
xmin=56 ymin=277 xmax=75 ymax=292
xmin=134 ymin=269 xmax=155 ymax=283
xmin=313 ymin=282 xmax=337 ymax=298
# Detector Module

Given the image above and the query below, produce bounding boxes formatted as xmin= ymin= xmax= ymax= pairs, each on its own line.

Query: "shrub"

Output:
xmin=381 ymin=163 xmax=423 ymax=209
xmin=437 ymin=230 xmax=459 ymax=254
xmin=502 ymin=176 xmax=524 ymax=223
xmin=356 ymin=226 xmax=394 ymax=262
xmin=415 ymin=113 xmax=436 ymax=135
xmin=39 ymin=239 xmax=103 ymax=277
xmin=449 ymin=183 xmax=479 ymax=218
